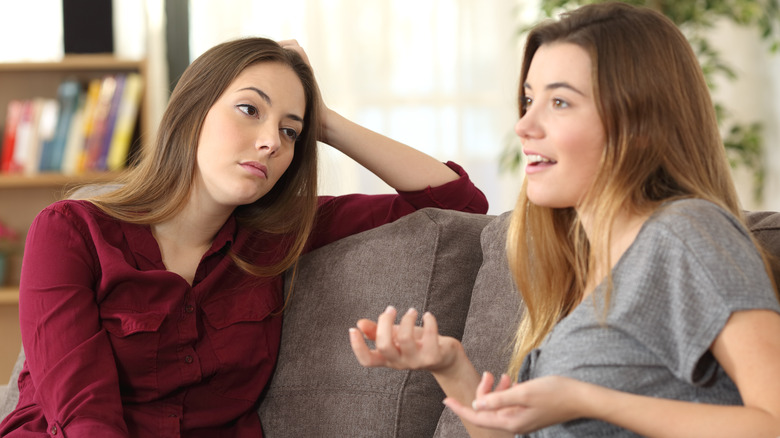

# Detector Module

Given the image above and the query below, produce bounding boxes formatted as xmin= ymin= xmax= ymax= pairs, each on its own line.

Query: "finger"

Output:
xmin=418 ymin=312 xmax=440 ymax=355
xmin=278 ymin=39 xmax=311 ymax=65
xmin=479 ymin=383 xmax=530 ymax=411
xmin=477 ymin=372 xmax=495 ymax=397
xmin=355 ymin=319 xmax=378 ymax=340
xmin=396 ymin=308 xmax=419 ymax=355
xmin=277 ymin=38 xmax=299 ymax=47
xmin=349 ymin=327 xmax=386 ymax=367
xmin=472 ymin=372 xmax=495 ymax=411
xmin=495 ymin=373 xmax=513 ymax=391
xmin=374 ymin=306 xmax=399 ymax=359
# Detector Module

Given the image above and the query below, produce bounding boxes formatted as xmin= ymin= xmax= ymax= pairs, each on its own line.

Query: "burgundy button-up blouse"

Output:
xmin=0 ymin=162 xmax=487 ymax=437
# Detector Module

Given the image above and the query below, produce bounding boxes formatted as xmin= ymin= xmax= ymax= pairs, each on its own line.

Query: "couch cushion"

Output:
xmin=257 ymin=208 xmax=493 ymax=437
xmin=0 ymin=348 xmax=24 ymax=421
xmin=434 ymin=211 xmax=521 ymax=437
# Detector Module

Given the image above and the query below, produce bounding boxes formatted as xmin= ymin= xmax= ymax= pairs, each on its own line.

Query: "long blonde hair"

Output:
xmin=506 ymin=2 xmax=754 ymax=378
xmin=79 ymin=37 xmax=321 ymax=277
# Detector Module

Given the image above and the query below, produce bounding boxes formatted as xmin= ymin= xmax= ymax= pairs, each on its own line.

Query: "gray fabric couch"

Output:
xmin=1 ymin=207 xmax=779 ymax=437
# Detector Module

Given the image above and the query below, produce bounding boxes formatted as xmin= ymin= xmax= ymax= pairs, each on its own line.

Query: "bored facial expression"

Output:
xmin=515 ymin=42 xmax=606 ymax=209
xmin=195 ymin=62 xmax=306 ymax=210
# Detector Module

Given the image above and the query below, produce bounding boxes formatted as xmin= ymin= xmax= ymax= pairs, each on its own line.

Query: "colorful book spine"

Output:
xmin=96 ymin=74 xmax=126 ymax=171
xmin=82 ymin=75 xmax=117 ymax=172
xmin=39 ymin=79 xmax=81 ymax=172
xmin=76 ymin=78 xmax=106 ymax=173
xmin=107 ymin=73 xmax=144 ymax=171
xmin=0 ymin=100 xmax=23 ymax=173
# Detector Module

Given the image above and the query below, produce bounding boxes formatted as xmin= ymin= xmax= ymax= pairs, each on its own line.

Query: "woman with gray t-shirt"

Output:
xmin=349 ymin=3 xmax=780 ymax=437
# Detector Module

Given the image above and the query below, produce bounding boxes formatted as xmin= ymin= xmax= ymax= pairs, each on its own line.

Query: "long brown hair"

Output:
xmin=81 ymin=37 xmax=321 ymax=277
xmin=506 ymin=2 xmax=760 ymax=378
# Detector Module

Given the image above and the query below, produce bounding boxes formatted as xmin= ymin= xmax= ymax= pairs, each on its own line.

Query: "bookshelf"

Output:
xmin=0 ymin=55 xmax=149 ymax=380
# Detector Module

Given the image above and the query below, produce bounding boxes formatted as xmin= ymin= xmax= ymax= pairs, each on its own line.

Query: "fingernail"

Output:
xmin=406 ymin=307 xmax=417 ymax=315
xmin=472 ymin=399 xmax=486 ymax=411
xmin=384 ymin=305 xmax=395 ymax=313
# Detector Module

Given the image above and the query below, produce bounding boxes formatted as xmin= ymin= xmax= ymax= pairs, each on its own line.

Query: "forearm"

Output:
xmin=320 ymin=109 xmax=459 ymax=191
xmin=586 ymin=383 xmax=780 ymax=437
xmin=432 ymin=345 xmax=513 ymax=438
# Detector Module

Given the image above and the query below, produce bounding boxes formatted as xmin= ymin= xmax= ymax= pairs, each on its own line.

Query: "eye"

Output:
xmin=280 ymin=127 xmax=299 ymax=142
xmin=552 ymin=98 xmax=569 ymax=109
xmin=521 ymin=96 xmax=533 ymax=112
xmin=236 ymin=104 xmax=259 ymax=117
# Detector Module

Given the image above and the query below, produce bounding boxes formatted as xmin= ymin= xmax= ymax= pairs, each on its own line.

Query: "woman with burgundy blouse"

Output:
xmin=0 ymin=38 xmax=487 ymax=437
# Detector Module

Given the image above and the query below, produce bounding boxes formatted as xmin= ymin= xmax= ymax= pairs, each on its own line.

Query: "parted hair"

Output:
xmin=81 ymin=37 xmax=321 ymax=277
xmin=505 ymin=2 xmax=773 ymax=379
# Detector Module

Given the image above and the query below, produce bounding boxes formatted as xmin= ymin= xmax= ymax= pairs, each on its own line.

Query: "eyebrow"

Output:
xmin=524 ymin=82 xmax=586 ymax=96
xmin=238 ymin=86 xmax=304 ymax=123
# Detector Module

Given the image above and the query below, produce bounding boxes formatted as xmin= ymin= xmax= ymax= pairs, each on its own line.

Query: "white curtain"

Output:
xmin=189 ymin=0 xmax=527 ymax=214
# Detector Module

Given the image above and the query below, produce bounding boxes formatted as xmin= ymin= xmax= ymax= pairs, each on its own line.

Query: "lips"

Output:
xmin=240 ymin=161 xmax=268 ymax=178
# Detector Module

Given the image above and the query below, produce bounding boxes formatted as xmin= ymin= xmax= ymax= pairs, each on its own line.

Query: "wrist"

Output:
xmin=318 ymin=107 xmax=342 ymax=146
xmin=429 ymin=337 xmax=468 ymax=376
xmin=574 ymin=379 xmax=616 ymax=421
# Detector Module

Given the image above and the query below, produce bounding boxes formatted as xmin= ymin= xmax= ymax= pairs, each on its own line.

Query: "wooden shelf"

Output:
xmin=0 ymin=55 xmax=144 ymax=72
xmin=0 ymin=287 xmax=19 ymax=305
xmin=0 ymin=172 xmax=122 ymax=189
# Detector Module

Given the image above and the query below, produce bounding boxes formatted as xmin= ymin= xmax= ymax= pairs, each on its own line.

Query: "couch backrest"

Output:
xmin=746 ymin=210 xmax=780 ymax=286
xmin=257 ymin=208 xmax=494 ymax=437
xmin=2 ymin=209 xmax=779 ymax=435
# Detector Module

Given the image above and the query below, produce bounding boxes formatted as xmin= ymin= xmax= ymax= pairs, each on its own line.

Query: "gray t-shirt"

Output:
xmin=519 ymin=199 xmax=780 ymax=437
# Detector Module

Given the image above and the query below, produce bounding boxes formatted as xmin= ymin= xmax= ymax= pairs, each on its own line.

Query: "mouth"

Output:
xmin=526 ymin=154 xmax=557 ymax=166
xmin=240 ymin=161 xmax=268 ymax=178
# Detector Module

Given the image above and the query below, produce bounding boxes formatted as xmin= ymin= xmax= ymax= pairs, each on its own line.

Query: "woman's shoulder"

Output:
xmin=43 ymin=198 xmax=102 ymax=217
xmin=36 ymin=199 xmax=114 ymax=229
xmin=646 ymin=198 xmax=747 ymax=239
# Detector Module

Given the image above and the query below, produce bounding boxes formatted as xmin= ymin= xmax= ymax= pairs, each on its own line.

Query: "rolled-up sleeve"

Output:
xmin=307 ymin=161 xmax=488 ymax=250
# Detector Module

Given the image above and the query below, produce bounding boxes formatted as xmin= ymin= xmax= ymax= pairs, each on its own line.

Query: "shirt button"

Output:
xmin=184 ymin=355 xmax=193 ymax=364
xmin=185 ymin=305 xmax=194 ymax=313
xmin=50 ymin=425 xmax=58 ymax=435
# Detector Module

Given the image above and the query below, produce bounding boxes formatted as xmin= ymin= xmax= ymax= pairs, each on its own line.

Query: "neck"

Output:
xmin=152 ymin=196 xmax=234 ymax=251
xmin=578 ymin=206 xmax=651 ymax=299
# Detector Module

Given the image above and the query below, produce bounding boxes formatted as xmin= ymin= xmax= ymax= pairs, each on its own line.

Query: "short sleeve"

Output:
xmin=609 ymin=200 xmax=780 ymax=384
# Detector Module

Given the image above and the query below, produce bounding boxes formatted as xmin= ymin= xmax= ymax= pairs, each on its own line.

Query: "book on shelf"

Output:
xmin=12 ymin=98 xmax=58 ymax=176
xmin=0 ymin=73 xmax=143 ymax=176
xmin=0 ymin=100 xmax=23 ymax=172
xmin=107 ymin=73 xmax=143 ymax=171
xmin=39 ymin=80 xmax=81 ymax=172
xmin=82 ymin=75 xmax=117 ymax=172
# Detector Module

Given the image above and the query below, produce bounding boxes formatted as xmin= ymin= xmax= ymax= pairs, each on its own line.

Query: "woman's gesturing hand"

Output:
xmin=349 ymin=306 xmax=460 ymax=372
xmin=443 ymin=373 xmax=591 ymax=434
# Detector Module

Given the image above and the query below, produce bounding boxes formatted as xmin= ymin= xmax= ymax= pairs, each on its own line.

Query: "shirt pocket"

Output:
xmin=201 ymin=287 xmax=282 ymax=401
xmin=101 ymin=308 xmax=166 ymax=398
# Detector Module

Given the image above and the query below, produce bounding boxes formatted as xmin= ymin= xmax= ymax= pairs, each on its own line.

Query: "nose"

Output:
xmin=255 ymin=122 xmax=281 ymax=155
xmin=514 ymin=108 xmax=542 ymax=141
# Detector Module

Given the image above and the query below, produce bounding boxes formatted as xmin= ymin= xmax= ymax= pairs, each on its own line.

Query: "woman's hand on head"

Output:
xmin=443 ymin=374 xmax=591 ymax=434
xmin=277 ymin=39 xmax=331 ymax=129
xmin=349 ymin=306 xmax=461 ymax=372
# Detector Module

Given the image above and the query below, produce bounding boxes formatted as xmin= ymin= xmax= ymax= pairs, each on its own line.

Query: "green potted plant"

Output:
xmin=502 ymin=0 xmax=780 ymax=202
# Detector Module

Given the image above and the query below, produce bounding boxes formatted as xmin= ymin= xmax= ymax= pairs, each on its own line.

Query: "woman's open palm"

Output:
xmin=349 ymin=307 xmax=460 ymax=372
